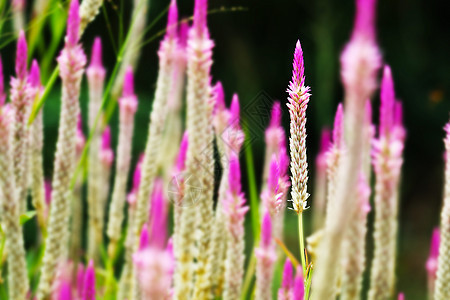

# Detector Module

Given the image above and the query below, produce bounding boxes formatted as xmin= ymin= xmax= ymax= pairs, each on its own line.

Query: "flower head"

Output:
xmin=87 ymin=37 xmax=105 ymax=80
xmin=139 ymin=225 xmax=149 ymax=250
xmin=293 ymin=267 xmax=305 ymax=300
xmin=278 ymin=258 xmax=294 ymax=299
xmin=57 ymin=280 xmax=73 ymax=300
xmin=29 ymin=60 xmax=41 ymax=88
xmin=149 ymin=178 xmax=168 ymax=249
xmin=193 ymin=0 xmax=208 ymax=37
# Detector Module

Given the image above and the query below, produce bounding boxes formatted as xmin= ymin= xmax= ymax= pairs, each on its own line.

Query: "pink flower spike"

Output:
xmin=175 ymin=131 xmax=188 ymax=173
xmin=66 ymin=0 xmax=80 ymax=48
xmin=15 ymin=30 xmax=28 ymax=81
xmin=426 ymin=227 xmax=440 ymax=277
xmin=139 ymin=225 xmax=149 ymax=250
xmin=29 ymin=60 xmax=41 ymax=88
xmin=193 ymin=0 xmax=208 ymax=36
xmin=293 ymin=267 xmax=305 ymax=300
xmin=230 ymin=93 xmax=240 ymax=128
xmin=282 ymin=258 xmax=294 ymax=290
xmin=319 ymin=128 xmax=331 ymax=155
xmin=0 ymin=56 xmax=5 ymax=106
xmin=380 ymin=65 xmax=395 ymax=136
xmin=178 ymin=20 xmax=189 ymax=47
xmin=332 ymin=103 xmax=344 ymax=148
xmin=261 ymin=212 xmax=272 ymax=248
xmin=398 ymin=292 xmax=405 ymax=300
xmin=57 ymin=280 xmax=72 ymax=300
xmin=353 ymin=0 xmax=377 ymax=40
xmin=269 ymin=101 xmax=282 ymax=128
xmin=166 ymin=0 xmax=178 ymax=40
xmin=82 ymin=260 xmax=95 ymax=300
xmin=89 ymin=37 xmax=103 ymax=69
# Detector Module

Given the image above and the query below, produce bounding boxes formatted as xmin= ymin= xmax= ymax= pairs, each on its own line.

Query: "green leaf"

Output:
xmin=19 ymin=210 xmax=37 ymax=225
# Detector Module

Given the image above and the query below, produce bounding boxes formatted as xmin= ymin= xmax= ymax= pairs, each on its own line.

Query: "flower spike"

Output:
xmin=29 ymin=60 xmax=41 ymax=88
xmin=89 ymin=37 xmax=103 ymax=69
xmin=82 ymin=260 xmax=96 ymax=300
xmin=193 ymin=0 xmax=207 ymax=36
xmin=380 ymin=65 xmax=395 ymax=136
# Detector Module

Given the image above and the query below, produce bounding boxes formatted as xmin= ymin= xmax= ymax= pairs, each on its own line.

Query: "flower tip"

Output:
xmin=290 ymin=39 xmax=305 ymax=90
xmin=29 ymin=60 xmax=41 ymax=88
xmin=123 ymin=66 xmax=135 ymax=98
xmin=15 ymin=30 xmax=28 ymax=80
xmin=230 ymin=93 xmax=240 ymax=125
xmin=319 ymin=128 xmax=331 ymax=154
xmin=380 ymin=65 xmax=395 ymax=134
xmin=354 ymin=0 xmax=376 ymax=39
xmin=82 ymin=260 xmax=96 ymax=299
xmin=166 ymin=0 xmax=178 ymax=39
xmin=90 ymin=37 xmax=103 ymax=68
xmin=269 ymin=101 xmax=282 ymax=128
xmin=101 ymin=126 xmax=112 ymax=150
xmin=193 ymin=0 xmax=208 ymax=35
xmin=67 ymin=0 xmax=80 ymax=47
xmin=397 ymin=292 xmax=405 ymax=300
xmin=281 ymin=258 xmax=294 ymax=289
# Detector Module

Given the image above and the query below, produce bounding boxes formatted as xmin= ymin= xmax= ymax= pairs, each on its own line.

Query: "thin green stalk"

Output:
xmin=241 ymin=253 xmax=256 ymax=300
xmin=298 ymin=213 xmax=307 ymax=277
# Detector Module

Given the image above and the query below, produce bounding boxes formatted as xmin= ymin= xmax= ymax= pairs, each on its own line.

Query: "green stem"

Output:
xmin=298 ymin=212 xmax=307 ymax=277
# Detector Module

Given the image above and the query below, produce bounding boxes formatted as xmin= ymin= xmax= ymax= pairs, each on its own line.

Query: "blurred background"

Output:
xmin=1 ymin=0 xmax=450 ymax=298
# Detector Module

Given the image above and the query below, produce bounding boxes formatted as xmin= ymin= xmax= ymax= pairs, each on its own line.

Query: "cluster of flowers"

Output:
xmin=0 ymin=0 xmax=449 ymax=299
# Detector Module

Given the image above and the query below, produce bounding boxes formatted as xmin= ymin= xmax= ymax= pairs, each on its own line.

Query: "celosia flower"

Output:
xmin=278 ymin=258 xmax=294 ymax=300
xmin=82 ymin=260 xmax=96 ymax=300
xmin=398 ymin=292 xmax=405 ymax=300
xmin=293 ymin=267 xmax=305 ymax=300
xmin=57 ymin=280 xmax=73 ymax=300
xmin=11 ymin=30 xmax=31 ymax=214
xmin=287 ymin=40 xmax=311 ymax=214
xmin=38 ymin=0 xmax=86 ymax=297
xmin=255 ymin=212 xmax=276 ymax=300
xmin=107 ymin=67 xmax=138 ymax=253
xmin=223 ymin=154 xmax=249 ymax=299
xmin=261 ymin=154 xmax=283 ymax=217
xmin=369 ymin=65 xmax=405 ymax=300
xmin=139 ymin=225 xmax=149 ymax=250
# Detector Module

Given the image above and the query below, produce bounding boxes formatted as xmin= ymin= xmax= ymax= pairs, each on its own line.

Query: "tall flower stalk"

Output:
xmin=119 ymin=1 xmax=179 ymax=297
xmin=368 ymin=66 xmax=405 ymax=300
xmin=86 ymin=37 xmax=106 ymax=261
xmin=37 ymin=0 xmax=86 ymax=298
xmin=107 ymin=67 xmax=138 ymax=257
xmin=174 ymin=0 xmax=214 ymax=298
xmin=223 ymin=154 xmax=249 ymax=299
xmin=11 ymin=30 xmax=31 ymax=214
xmin=29 ymin=60 xmax=47 ymax=234
xmin=286 ymin=39 xmax=311 ymax=276
xmin=312 ymin=0 xmax=381 ymax=297
xmin=434 ymin=123 xmax=450 ymax=300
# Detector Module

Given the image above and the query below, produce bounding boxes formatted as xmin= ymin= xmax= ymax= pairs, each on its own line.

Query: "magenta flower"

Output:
xmin=82 ymin=260 xmax=96 ymax=300
xmin=293 ymin=267 xmax=305 ymax=300
xmin=57 ymin=280 xmax=73 ymax=300
xmin=255 ymin=212 xmax=276 ymax=300
xmin=398 ymin=292 xmax=405 ymax=300
xmin=278 ymin=258 xmax=294 ymax=300
xmin=287 ymin=40 xmax=311 ymax=214
xmin=261 ymin=154 xmax=282 ymax=217
xmin=426 ymin=227 xmax=440 ymax=296
xmin=174 ymin=131 xmax=189 ymax=174
xmin=76 ymin=264 xmax=85 ymax=298
xmin=139 ymin=225 xmax=149 ymax=250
